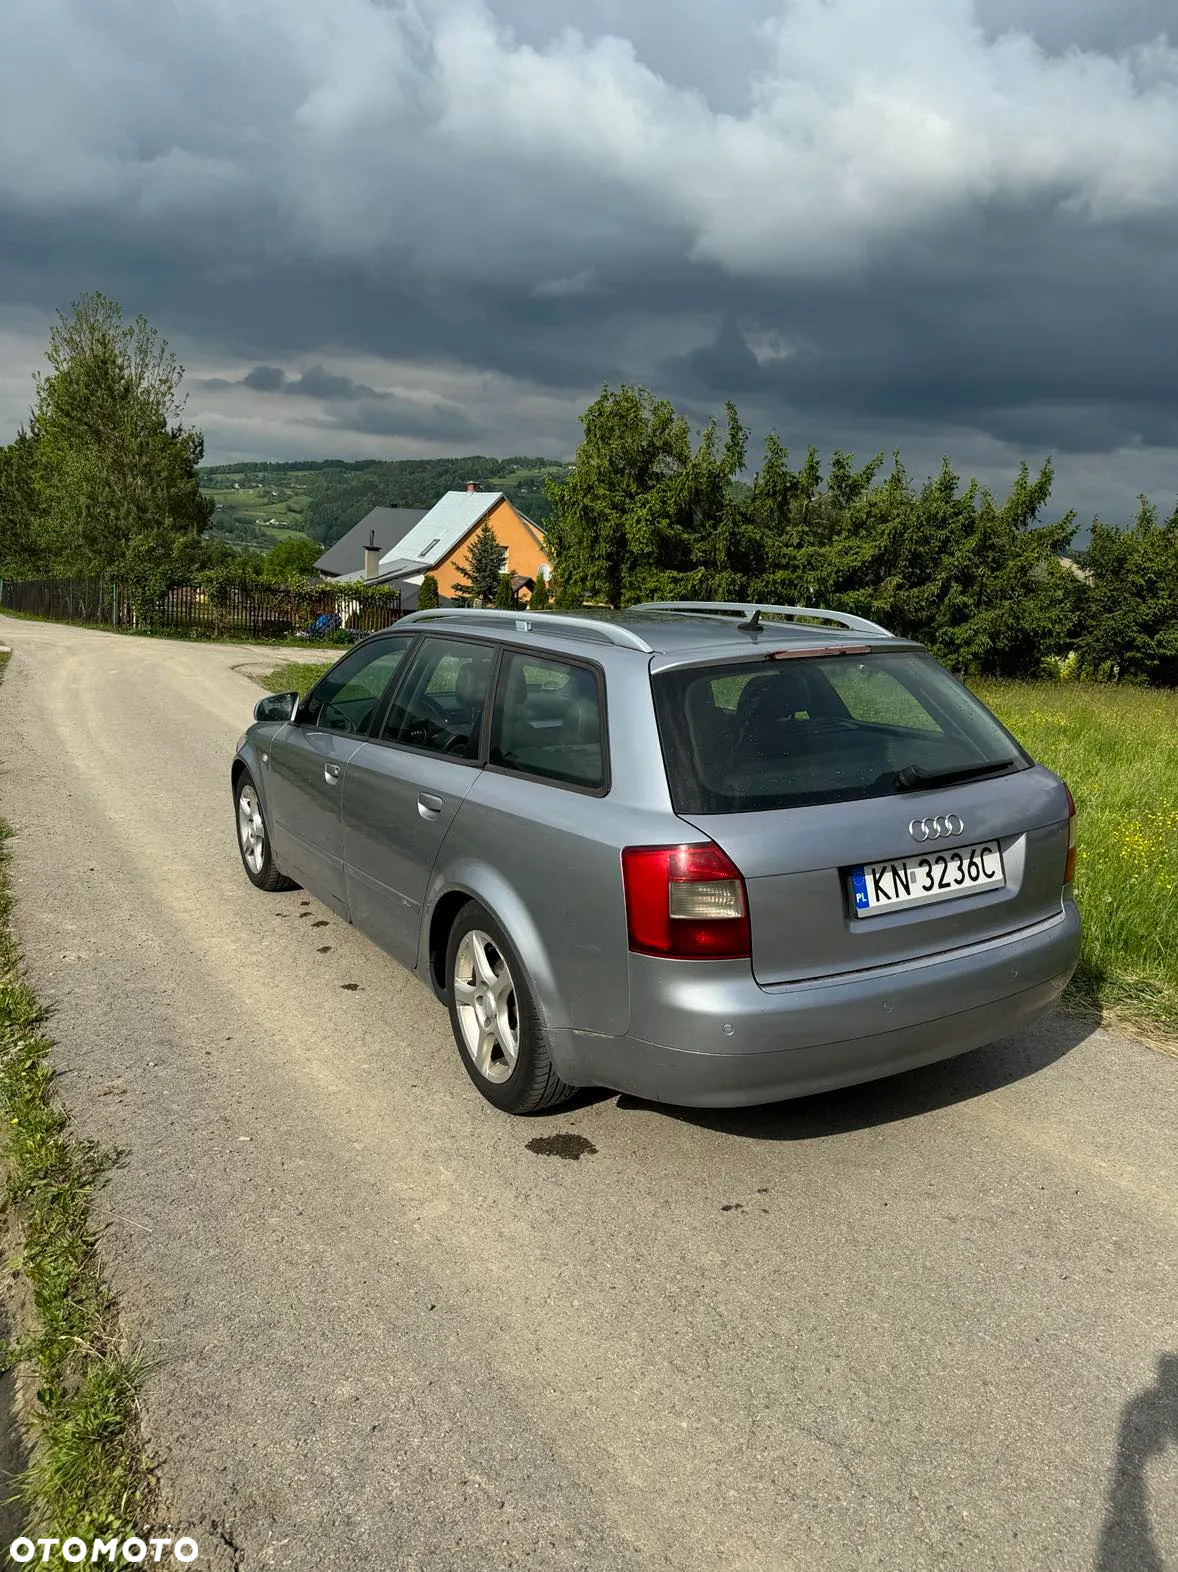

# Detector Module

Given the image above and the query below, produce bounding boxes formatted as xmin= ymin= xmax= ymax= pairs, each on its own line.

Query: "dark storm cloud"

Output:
xmin=978 ymin=403 xmax=1178 ymax=455
xmin=289 ymin=366 xmax=368 ymax=400
xmin=665 ymin=201 xmax=1178 ymax=462
xmin=1 ymin=0 xmax=1177 ymax=517
xmin=243 ymin=365 xmax=287 ymax=392
xmin=194 ymin=357 xmax=477 ymax=442
xmin=213 ymin=364 xmax=387 ymax=401
xmin=681 ymin=315 xmax=770 ymax=396
xmin=340 ymin=400 xmax=477 ymax=442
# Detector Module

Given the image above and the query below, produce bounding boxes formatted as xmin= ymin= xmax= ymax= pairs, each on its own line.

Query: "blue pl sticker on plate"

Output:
xmin=851 ymin=867 xmax=870 ymax=912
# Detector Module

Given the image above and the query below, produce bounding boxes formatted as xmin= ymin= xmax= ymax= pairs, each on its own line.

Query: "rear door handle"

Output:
xmin=418 ymin=792 xmax=444 ymax=817
xmin=324 ymin=762 xmax=342 ymax=783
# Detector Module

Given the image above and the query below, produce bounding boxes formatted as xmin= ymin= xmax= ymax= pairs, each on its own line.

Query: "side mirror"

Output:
xmin=253 ymin=691 xmax=299 ymax=724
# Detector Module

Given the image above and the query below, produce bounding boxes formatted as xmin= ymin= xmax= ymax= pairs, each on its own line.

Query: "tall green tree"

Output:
xmin=528 ymin=569 xmax=550 ymax=610
xmin=544 ymin=385 xmax=748 ymax=606
xmin=493 ymin=571 xmax=515 ymax=609
xmin=1075 ymin=498 xmax=1178 ymax=685
xmin=450 ymin=521 xmax=505 ymax=605
xmin=0 ymin=429 xmax=42 ymax=577
xmin=550 ymin=570 xmax=582 ymax=609
xmin=259 ymin=534 xmax=321 ymax=582
xmin=27 ymin=292 xmax=213 ymax=579
xmin=741 ymin=439 xmax=881 ymax=606
xmin=834 ymin=458 xmax=1077 ymax=676
xmin=417 ymin=573 xmax=440 ymax=609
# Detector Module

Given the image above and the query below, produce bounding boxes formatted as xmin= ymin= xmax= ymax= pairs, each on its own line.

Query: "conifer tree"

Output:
xmin=450 ymin=521 xmax=505 ymax=605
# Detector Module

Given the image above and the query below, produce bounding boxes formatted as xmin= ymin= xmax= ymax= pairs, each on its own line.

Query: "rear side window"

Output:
xmin=489 ymin=652 xmax=605 ymax=790
xmin=652 ymin=651 xmax=1027 ymax=813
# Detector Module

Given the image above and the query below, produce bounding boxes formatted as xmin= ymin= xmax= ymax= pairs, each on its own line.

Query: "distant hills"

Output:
xmin=198 ymin=456 xmax=569 ymax=553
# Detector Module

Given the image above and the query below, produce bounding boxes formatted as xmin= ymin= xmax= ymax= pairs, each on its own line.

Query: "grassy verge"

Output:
xmin=975 ymin=679 xmax=1178 ymax=1042
xmin=259 ymin=659 xmax=334 ymax=696
xmin=0 ymin=650 xmax=156 ymax=1546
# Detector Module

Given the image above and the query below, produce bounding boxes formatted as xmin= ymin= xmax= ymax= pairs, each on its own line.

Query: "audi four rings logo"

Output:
xmin=908 ymin=813 xmax=965 ymax=842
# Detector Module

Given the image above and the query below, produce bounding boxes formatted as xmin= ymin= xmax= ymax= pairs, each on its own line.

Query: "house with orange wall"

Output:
xmin=322 ymin=483 xmax=548 ymax=604
xmin=421 ymin=487 xmax=548 ymax=596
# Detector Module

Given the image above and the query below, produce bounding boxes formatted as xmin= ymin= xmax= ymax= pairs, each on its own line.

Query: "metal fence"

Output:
xmin=0 ymin=575 xmax=402 ymax=640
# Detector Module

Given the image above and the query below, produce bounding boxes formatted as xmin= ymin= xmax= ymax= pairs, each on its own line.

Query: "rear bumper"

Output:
xmin=558 ymin=901 xmax=1081 ymax=1107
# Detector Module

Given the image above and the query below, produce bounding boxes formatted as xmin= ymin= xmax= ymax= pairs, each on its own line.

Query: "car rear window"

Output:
xmin=652 ymin=651 xmax=1028 ymax=813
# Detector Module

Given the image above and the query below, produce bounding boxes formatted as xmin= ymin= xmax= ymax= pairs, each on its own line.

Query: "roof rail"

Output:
xmin=628 ymin=601 xmax=893 ymax=637
xmin=395 ymin=606 xmax=654 ymax=653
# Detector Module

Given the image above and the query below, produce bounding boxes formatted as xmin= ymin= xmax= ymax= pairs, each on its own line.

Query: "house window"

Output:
xmin=420 ymin=538 xmax=439 ymax=556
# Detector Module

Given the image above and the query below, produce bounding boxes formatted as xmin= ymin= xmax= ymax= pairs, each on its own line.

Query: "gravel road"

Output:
xmin=1 ymin=614 xmax=1175 ymax=1572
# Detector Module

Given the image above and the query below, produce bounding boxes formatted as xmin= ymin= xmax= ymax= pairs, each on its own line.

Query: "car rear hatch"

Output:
xmin=651 ymin=645 xmax=1072 ymax=986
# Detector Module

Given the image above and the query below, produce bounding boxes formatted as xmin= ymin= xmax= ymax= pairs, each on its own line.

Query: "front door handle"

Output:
xmin=418 ymin=792 xmax=444 ymax=817
xmin=324 ymin=762 xmax=342 ymax=783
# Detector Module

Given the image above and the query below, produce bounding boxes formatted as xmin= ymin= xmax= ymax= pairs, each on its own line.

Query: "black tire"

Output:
xmin=234 ymin=770 xmax=297 ymax=892
xmin=444 ymin=901 xmax=574 ymax=1114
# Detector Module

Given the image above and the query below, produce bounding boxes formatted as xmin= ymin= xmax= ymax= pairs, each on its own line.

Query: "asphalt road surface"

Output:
xmin=1 ymin=614 xmax=1175 ymax=1572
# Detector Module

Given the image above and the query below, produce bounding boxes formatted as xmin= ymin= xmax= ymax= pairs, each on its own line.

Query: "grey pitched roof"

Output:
xmin=374 ymin=556 xmax=429 ymax=579
xmin=331 ymin=560 xmax=426 ymax=584
xmin=378 ymin=491 xmax=508 ymax=573
xmin=315 ymin=507 xmax=428 ymax=577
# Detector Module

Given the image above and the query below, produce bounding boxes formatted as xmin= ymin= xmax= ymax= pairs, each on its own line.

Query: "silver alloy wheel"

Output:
xmin=237 ymin=783 xmax=266 ymax=875
xmin=453 ymin=929 xmax=520 ymax=1084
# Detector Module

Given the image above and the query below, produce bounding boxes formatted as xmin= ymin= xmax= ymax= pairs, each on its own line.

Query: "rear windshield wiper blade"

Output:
xmin=894 ymin=758 xmax=1018 ymax=792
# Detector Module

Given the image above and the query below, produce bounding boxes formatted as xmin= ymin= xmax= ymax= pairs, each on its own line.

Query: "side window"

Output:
xmin=302 ymin=639 xmax=410 ymax=735
xmin=824 ymin=663 xmax=941 ymax=731
xmin=380 ymin=637 xmax=494 ymax=760
xmin=490 ymin=652 xmax=605 ymax=790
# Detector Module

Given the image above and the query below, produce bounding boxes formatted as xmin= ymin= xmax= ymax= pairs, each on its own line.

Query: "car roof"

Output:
xmin=390 ymin=603 xmax=910 ymax=662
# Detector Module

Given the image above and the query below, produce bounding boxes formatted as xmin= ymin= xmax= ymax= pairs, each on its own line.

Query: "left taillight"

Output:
xmin=1064 ymin=783 xmax=1077 ymax=885
xmin=621 ymin=843 xmax=751 ymax=960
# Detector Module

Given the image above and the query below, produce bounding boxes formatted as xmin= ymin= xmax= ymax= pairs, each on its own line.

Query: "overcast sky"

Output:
xmin=2 ymin=0 xmax=1176 ymax=523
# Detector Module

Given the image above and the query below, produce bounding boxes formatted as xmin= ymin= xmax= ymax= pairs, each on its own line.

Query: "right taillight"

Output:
xmin=1064 ymin=783 xmax=1077 ymax=885
xmin=621 ymin=843 xmax=751 ymax=960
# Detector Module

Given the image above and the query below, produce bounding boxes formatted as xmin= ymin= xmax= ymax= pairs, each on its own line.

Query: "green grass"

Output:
xmin=202 ymin=481 xmax=310 ymax=525
xmin=259 ymin=659 xmax=334 ymax=697
xmin=974 ymin=679 xmax=1178 ymax=1041
xmin=257 ymin=661 xmax=1177 ymax=1040
xmin=202 ymin=477 xmax=315 ymax=553
xmin=0 ymin=650 xmax=157 ymax=1550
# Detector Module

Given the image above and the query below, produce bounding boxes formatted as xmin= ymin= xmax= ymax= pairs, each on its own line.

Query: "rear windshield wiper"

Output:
xmin=894 ymin=758 xmax=1019 ymax=792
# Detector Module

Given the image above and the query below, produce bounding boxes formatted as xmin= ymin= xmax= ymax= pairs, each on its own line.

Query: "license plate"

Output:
xmin=851 ymin=841 xmax=1005 ymax=917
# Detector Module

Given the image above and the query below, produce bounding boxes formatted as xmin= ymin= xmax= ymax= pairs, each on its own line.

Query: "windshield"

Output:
xmin=652 ymin=650 xmax=1029 ymax=814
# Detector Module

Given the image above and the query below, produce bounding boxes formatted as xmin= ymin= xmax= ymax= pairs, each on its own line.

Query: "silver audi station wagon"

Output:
xmin=232 ymin=603 xmax=1081 ymax=1113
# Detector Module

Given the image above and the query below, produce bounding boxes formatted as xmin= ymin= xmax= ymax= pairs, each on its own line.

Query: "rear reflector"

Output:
xmin=1064 ymin=783 xmax=1077 ymax=885
xmin=622 ymin=843 xmax=751 ymax=959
